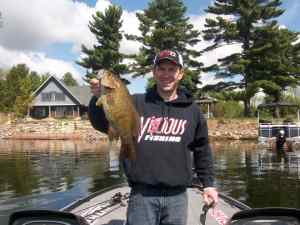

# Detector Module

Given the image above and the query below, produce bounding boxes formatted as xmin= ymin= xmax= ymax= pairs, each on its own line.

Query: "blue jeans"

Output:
xmin=126 ymin=186 xmax=188 ymax=225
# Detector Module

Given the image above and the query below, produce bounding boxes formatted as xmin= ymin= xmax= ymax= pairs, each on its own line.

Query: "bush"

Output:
xmin=214 ymin=101 xmax=243 ymax=118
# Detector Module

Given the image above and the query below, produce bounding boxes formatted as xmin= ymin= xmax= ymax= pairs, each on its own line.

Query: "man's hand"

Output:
xmin=90 ymin=78 xmax=101 ymax=97
xmin=202 ymin=187 xmax=218 ymax=208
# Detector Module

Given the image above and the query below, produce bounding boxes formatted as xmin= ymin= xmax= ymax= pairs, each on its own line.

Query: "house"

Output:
xmin=29 ymin=76 xmax=92 ymax=119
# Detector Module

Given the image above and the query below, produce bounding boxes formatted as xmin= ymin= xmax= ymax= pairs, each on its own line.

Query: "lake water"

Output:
xmin=0 ymin=139 xmax=300 ymax=224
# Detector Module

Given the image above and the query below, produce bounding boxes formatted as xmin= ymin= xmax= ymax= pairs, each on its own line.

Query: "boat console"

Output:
xmin=227 ymin=208 xmax=300 ymax=225
xmin=8 ymin=210 xmax=88 ymax=225
xmin=8 ymin=208 xmax=300 ymax=225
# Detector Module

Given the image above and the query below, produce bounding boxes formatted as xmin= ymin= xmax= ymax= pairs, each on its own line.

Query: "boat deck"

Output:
xmin=64 ymin=185 xmax=248 ymax=225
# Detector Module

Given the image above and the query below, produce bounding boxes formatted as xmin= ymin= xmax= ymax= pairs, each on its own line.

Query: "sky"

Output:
xmin=0 ymin=0 xmax=299 ymax=94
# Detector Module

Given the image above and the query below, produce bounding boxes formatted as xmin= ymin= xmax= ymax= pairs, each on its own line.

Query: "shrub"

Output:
xmin=214 ymin=101 xmax=243 ymax=118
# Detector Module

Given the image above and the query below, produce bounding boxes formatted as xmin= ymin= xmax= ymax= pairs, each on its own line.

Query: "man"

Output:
xmin=88 ymin=50 xmax=218 ymax=225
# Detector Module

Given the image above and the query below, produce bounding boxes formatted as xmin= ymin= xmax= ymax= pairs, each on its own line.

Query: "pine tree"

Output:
xmin=77 ymin=5 xmax=128 ymax=82
xmin=249 ymin=25 xmax=300 ymax=117
xmin=0 ymin=79 xmax=6 ymax=111
xmin=14 ymin=77 xmax=33 ymax=117
xmin=5 ymin=64 xmax=29 ymax=111
xmin=126 ymin=0 xmax=202 ymax=94
xmin=62 ymin=72 xmax=78 ymax=86
xmin=29 ymin=71 xmax=43 ymax=92
xmin=202 ymin=0 xmax=284 ymax=116
xmin=4 ymin=64 xmax=36 ymax=116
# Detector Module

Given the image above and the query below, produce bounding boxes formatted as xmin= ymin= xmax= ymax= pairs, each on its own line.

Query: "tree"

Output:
xmin=126 ymin=0 xmax=202 ymax=94
xmin=202 ymin=0 xmax=284 ymax=116
xmin=249 ymin=26 xmax=300 ymax=117
xmin=77 ymin=5 xmax=128 ymax=82
xmin=0 ymin=79 xmax=6 ymax=111
xmin=3 ymin=64 xmax=37 ymax=116
xmin=14 ymin=77 xmax=33 ymax=117
xmin=4 ymin=64 xmax=29 ymax=112
xmin=40 ymin=72 xmax=51 ymax=83
xmin=0 ymin=69 xmax=10 ymax=112
xmin=29 ymin=71 xmax=43 ymax=92
xmin=62 ymin=72 xmax=78 ymax=86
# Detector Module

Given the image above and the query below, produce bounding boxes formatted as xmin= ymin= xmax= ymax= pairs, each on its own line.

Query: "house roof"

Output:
xmin=32 ymin=75 xmax=92 ymax=106
xmin=68 ymin=86 xmax=92 ymax=106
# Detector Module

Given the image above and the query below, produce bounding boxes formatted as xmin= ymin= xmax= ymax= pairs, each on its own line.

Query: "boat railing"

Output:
xmin=259 ymin=123 xmax=300 ymax=138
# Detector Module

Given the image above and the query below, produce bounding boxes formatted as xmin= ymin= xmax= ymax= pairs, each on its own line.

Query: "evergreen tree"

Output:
xmin=4 ymin=64 xmax=34 ymax=116
xmin=14 ymin=77 xmax=33 ymax=117
xmin=249 ymin=26 xmax=300 ymax=117
xmin=0 ymin=69 xmax=9 ymax=112
xmin=126 ymin=0 xmax=202 ymax=94
xmin=62 ymin=72 xmax=78 ymax=86
xmin=77 ymin=5 xmax=127 ymax=82
xmin=40 ymin=72 xmax=51 ymax=83
xmin=202 ymin=0 xmax=284 ymax=116
xmin=29 ymin=71 xmax=42 ymax=92
xmin=0 ymin=79 xmax=6 ymax=111
xmin=5 ymin=64 xmax=29 ymax=112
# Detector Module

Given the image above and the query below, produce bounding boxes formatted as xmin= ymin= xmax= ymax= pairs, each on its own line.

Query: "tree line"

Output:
xmin=78 ymin=0 xmax=300 ymax=117
xmin=1 ymin=0 xmax=300 ymax=118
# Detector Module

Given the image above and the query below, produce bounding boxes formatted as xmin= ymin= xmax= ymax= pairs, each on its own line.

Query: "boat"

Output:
xmin=61 ymin=183 xmax=250 ymax=225
xmin=257 ymin=102 xmax=300 ymax=146
xmin=7 ymin=183 xmax=300 ymax=225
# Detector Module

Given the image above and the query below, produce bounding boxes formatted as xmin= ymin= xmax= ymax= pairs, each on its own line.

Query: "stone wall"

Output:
xmin=208 ymin=119 xmax=258 ymax=140
xmin=0 ymin=118 xmax=107 ymax=141
xmin=0 ymin=118 xmax=258 ymax=141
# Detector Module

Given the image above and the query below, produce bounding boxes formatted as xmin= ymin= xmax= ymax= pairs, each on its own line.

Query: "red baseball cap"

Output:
xmin=153 ymin=50 xmax=184 ymax=67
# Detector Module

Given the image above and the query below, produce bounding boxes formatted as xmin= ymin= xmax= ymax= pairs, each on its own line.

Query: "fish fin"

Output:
xmin=96 ymin=97 xmax=102 ymax=107
xmin=108 ymin=126 xmax=118 ymax=142
xmin=120 ymin=138 xmax=136 ymax=160
xmin=132 ymin=111 xmax=141 ymax=138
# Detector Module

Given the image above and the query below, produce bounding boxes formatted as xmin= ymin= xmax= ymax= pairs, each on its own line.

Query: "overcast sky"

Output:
xmin=0 ymin=0 xmax=299 ymax=93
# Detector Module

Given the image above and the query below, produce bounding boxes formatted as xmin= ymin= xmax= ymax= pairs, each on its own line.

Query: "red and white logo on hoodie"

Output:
xmin=138 ymin=116 xmax=187 ymax=143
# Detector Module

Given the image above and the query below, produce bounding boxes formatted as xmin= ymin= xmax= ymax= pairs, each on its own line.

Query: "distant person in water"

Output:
xmin=272 ymin=129 xmax=293 ymax=152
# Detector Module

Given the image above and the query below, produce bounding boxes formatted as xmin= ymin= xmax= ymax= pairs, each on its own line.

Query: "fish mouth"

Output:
xmin=102 ymin=85 xmax=115 ymax=91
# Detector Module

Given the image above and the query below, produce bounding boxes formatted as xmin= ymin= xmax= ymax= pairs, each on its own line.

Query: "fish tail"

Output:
xmin=121 ymin=138 xmax=136 ymax=160
xmin=108 ymin=126 xmax=118 ymax=142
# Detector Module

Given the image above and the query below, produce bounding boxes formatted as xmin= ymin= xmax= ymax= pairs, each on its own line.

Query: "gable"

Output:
xmin=31 ymin=76 xmax=81 ymax=106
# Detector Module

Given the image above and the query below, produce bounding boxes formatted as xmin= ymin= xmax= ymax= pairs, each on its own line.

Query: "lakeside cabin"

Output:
xmin=29 ymin=76 xmax=92 ymax=119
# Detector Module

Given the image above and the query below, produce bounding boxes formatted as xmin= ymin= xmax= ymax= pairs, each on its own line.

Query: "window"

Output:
xmin=41 ymin=92 xmax=65 ymax=101
xmin=55 ymin=93 xmax=65 ymax=101
xmin=41 ymin=93 xmax=52 ymax=101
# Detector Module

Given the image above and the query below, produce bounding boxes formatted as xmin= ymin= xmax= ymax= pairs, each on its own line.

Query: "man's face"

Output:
xmin=153 ymin=60 xmax=183 ymax=93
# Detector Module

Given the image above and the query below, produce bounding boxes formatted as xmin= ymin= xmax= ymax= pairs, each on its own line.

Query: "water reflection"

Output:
xmin=0 ymin=140 xmax=125 ymax=224
xmin=212 ymin=140 xmax=300 ymax=208
xmin=0 ymin=139 xmax=300 ymax=224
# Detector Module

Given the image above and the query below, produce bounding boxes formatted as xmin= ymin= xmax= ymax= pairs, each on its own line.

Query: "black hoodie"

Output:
xmin=88 ymin=87 xmax=214 ymax=188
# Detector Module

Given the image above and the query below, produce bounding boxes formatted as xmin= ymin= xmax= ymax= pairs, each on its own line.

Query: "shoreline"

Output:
xmin=0 ymin=118 xmax=258 ymax=141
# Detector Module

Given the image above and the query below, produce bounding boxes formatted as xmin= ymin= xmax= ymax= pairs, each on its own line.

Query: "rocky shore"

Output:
xmin=0 ymin=118 xmax=107 ymax=141
xmin=0 ymin=118 xmax=258 ymax=141
xmin=208 ymin=119 xmax=257 ymax=140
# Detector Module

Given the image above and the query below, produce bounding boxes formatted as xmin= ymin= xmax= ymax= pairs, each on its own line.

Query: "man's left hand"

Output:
xmin=202 ymin=187 xmax=218 ymax=208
